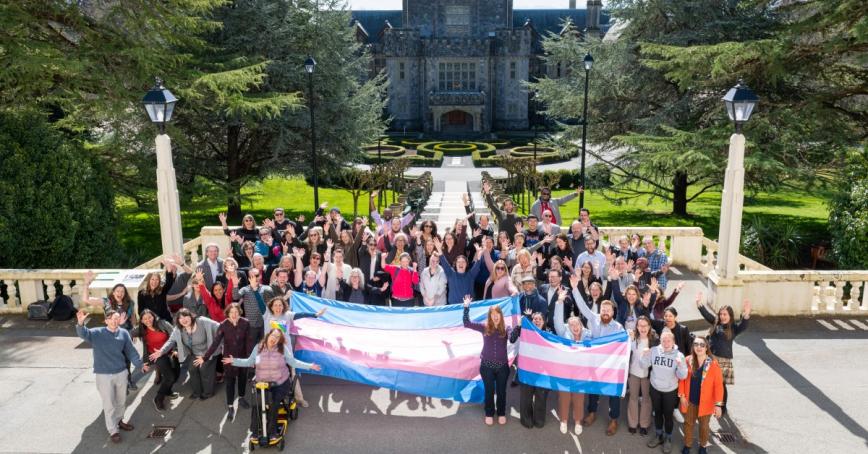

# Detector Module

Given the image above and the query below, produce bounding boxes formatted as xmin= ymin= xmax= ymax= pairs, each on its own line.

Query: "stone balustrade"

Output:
xmin=597 ymin=227 xmax=704 ymax=272
xmin=739 ymin=270 xmax=868 ymax=316
xmin=135 ymin=236 xmax=203 ymax=270
xmin=700 ymin=237 xmax=771 ymax=276
xmin=0 ymin=269 xmax=159 ymax=314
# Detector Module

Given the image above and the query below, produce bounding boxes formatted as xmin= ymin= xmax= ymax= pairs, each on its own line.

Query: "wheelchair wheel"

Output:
xmin=289 ymin=407 xmax=299 ymax=420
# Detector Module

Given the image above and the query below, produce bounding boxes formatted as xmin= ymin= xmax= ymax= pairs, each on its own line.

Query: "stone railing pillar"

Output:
xmin=17 ymin=280 xmax=43 ymax=307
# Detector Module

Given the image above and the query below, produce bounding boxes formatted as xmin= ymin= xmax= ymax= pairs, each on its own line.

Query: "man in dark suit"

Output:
xmin=358 ymin=235 xmax=383 ymax=285
xmin=540 ymin=268 xmax=578 ymax=334
xmin=197 ymin=243 xmax=224 ymax=288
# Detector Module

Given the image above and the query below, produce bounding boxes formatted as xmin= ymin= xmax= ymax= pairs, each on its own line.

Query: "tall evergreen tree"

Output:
xmin=167 ymin=0 xmax=387 ymax=217
xmin=529 ymin=0 xmax=862 ymax=216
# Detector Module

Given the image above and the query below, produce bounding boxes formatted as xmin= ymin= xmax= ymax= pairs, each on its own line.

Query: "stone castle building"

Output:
xmin=351 ymin=1 xmax=608 ymax=134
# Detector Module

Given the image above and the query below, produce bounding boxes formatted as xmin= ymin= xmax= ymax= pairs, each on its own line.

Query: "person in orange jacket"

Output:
xmin=677 ymin=338 xmax=724 ymax=454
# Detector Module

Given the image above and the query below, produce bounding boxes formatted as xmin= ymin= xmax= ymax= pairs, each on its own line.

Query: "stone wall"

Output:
xmin=405 ymin=0 xmax=511 ymax=37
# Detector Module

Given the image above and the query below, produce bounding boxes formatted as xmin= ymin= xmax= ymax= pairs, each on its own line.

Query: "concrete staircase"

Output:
xmin=419 ymin=180 xmax=489 ymax=233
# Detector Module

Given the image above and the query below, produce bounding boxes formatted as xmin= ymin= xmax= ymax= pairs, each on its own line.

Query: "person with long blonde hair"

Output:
xmin=463 ymin=297 xmax=518 ymax=426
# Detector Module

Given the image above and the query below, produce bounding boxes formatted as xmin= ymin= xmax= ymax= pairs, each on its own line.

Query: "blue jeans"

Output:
xmin=587 ymin=394 xmax=621 ymax=420
xmin=480 ymin=363 xmax=510 ymax=417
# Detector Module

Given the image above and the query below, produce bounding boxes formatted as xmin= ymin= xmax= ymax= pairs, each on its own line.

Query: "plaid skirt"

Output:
xmin=717 ymin=357 xmax=734 ymax=385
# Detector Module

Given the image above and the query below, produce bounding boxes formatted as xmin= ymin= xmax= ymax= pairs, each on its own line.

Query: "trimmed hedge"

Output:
xmin=418 ymin=141 xmax=496 ymax=156
xmin=434 ymin=142 xmax=476 ymax=153
xmin=509 ymin=146 xmax=573 ymax=164
xmin=362 ymin=143 xmax=406 ymax=157
xmin=535 ymin=164 xmax=612 ymax=189
xmin=471 ymin=148 xmax=501 ymax=167
xmin=400 ymin=139 xmax=430 ymax=149
xmin=363 ymin=147 xmax=444 ymax=167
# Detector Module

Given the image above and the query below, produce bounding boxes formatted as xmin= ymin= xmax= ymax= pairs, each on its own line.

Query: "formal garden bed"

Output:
xmin=360 ymin=143 xmax=443 ymax=167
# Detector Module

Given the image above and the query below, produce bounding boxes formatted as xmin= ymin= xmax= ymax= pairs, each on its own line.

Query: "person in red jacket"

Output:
xmin=195 ymin=269 xmax=233 ymax=322
xmin=678 ymin=338 xmax=724 ymax=454
xmin=381 ymin=252 xmax=420 ymax=307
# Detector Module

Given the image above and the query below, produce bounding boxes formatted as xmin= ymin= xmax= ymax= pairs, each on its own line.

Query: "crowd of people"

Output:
xmin=75 ymin=185 xmax=750 ymax=453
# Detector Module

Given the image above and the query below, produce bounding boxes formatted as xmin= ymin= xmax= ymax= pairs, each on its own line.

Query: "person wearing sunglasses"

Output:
xmin=677 ymin=338 xmax=724 ymax=454
xmin=270 ymin=208 xmax=304 ymax=238
xmin=219 ymin=212 xmax=260 ymax=243
xmin=530 ymin=186 xmax=582 ymax=226
xmin=481 ymin=246 xmax=518 ymax=299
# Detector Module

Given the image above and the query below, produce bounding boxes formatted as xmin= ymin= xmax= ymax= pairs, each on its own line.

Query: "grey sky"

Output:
xmin=349 ymin=0 xmax=596 ymax=10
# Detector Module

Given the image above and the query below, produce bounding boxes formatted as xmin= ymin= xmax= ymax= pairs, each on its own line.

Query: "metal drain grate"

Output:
xmin=714 ymin=431 xmax=740 ymax=444
xmin=147 ymin=425 xmax=175 ymax=438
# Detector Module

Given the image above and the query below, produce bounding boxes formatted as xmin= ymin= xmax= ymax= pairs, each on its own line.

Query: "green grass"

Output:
xmin=510 ymin=185 xmax=829 ymax=244
xmin=116 ymin=177 xmax=395 ymax=266
xmin=117 ymin=176 xmax=831 ymax=268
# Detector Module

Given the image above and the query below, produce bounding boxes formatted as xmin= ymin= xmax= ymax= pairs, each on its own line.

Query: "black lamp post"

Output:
xmin=722 ymin=79 xmax=759 ymax=133
xmin=141 ymin=77 xmax=183 ymax=256
xmin=377 ymin=135 xmax=384 ymax=161
xmin=579 ymin=51 xmax=593 ymax=210
xmin=305 ymin=55 xmax=319 ymax=211
xmin=714 ymin=79 xmax=759 ymax=283
xmin=142 ymin=77 xmax=178 ymax=134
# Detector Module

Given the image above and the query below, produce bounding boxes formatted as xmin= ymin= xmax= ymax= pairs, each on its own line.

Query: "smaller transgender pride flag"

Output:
xmin=516 ymin=318 xmax=630 ymax=397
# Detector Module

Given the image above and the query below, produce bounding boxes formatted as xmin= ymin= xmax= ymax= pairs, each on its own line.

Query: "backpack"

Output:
xmin=27 ymin=300 xmax=51 ymax=321
xmin=49 ymin=295 xmax=76 ymax=321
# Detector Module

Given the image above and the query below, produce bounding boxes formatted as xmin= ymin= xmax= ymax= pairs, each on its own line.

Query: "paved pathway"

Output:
xmin=2 ymin=314 xmax=866 ymax=453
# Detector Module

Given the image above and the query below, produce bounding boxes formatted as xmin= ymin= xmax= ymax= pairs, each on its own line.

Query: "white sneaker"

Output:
xmin=560 ymin=421 xmax=568 ymax=434
xmin=673 ymin=408 xmax=684 ymax=423
xmin=574 ymin=423 xmax=583 ymax=435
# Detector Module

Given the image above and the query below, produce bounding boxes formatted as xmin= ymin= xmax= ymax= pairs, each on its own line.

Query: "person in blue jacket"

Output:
xmin=436 ymin=243 xmax=485 ymax=304
xmin=75 ymin=309 xmax=143 ymax=444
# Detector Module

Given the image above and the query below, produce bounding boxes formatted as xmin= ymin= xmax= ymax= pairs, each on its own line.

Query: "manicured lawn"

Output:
xmin=509 ymin=185 xmax=830 ymax=268
xmin=116 ymin=177 xmax=395 ymax=266
xmin=117 ymin=175 xmax=830 ymax=268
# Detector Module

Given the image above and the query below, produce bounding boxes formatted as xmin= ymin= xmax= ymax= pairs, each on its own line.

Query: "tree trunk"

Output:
xmin=226 ymin=124 xmax=242 ymax=219
xmin=672 ymin=171 xmax=689 ymax=216
xmin=352 ymin=192 xmax=360 ymax=218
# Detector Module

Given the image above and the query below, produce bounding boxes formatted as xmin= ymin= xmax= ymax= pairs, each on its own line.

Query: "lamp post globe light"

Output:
xmin=579 ymin=51 xmax=593 ymax=210
xmin=305 ymin=55 xmax=319 ymax=211
xmin=142 ymin=78 xmax=184 ymax=258
xmin=709 ymin=79 xmax=759 ymax=312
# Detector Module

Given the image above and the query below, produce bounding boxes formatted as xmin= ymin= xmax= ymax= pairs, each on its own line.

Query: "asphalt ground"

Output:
xmin=0 ymin=313 xmax=866 ymax=454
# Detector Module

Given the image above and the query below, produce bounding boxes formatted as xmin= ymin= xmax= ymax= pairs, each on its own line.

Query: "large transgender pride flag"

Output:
xmin=288 ymin=293 xmax=521 ymax=403
xmin=516 ymin=318 xmax=630 ymax=397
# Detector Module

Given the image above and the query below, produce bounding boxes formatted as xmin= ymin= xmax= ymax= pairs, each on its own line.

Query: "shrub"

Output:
xmin=585 ymin=162 xmax=612 ymax=189
xmin=362 ymin=144 xmax=406 ymax=157
xmin=828 ymin=147 xmax=868 ymax=269
xmin=508 ymin=146 xmax=570 ymax=164
xmin=400 ymin=139 xmax=429 ymax=149
xmin=741 ymin=215 xmax=804 ymax=269
xmin=418 ymin=141 xmax=494 ymax=156
xmin=0 ymin=112 xmax=120 ymax=268
xmin=433 ymin=142 xmax=477 ymax=153
xmin=472 ymin=149 xmax=501 ymax=167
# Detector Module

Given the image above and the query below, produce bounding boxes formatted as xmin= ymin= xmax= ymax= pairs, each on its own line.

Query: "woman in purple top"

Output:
xmin=463 ymin=296 xmax=519 ymax=426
